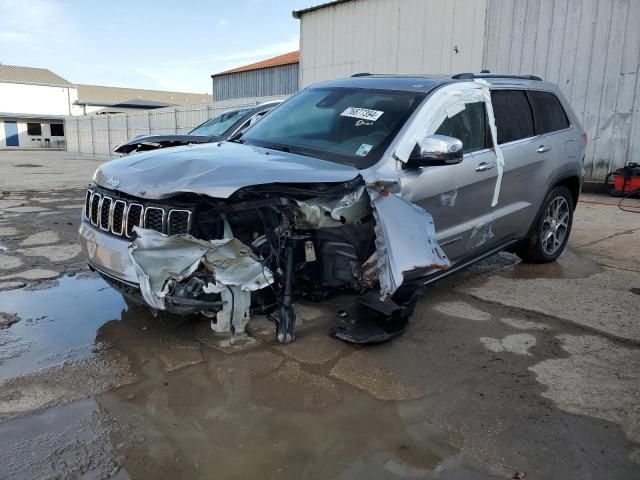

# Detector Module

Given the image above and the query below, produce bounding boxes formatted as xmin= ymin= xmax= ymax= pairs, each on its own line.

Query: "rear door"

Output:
xmin=402 ymin=101 xmax=498 ymax=262
xmin=489 ymin=89 xmax=554 ymax=243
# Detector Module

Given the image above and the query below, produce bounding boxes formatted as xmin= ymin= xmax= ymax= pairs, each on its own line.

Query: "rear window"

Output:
xmin=490 ymin=90 xmax=534 ymax=144
xmin=527 ymin=91 xmax=570 ymax=134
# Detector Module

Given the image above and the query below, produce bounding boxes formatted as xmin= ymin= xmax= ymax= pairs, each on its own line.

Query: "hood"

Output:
xmin=113 ymin=134 xmax=212 ymax=154
xmin=94 ymin=141 xmax=360 ymax=199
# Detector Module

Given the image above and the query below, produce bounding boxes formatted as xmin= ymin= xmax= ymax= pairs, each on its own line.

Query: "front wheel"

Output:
xmin=516 ymin=186 xmax=574 ymax=263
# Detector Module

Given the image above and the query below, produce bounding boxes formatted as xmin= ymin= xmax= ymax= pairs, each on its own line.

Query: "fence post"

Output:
xmin=174 ymin=108 xmax=179 ymax=134
xmin=106 ymin=115 xmax=112 ymax=157
xmin=147 ymin=111 xmax=151 ymax=134
xmin=76 ymin=119 xmax=80 ymax=154
xmin=90 ymin=116 xmax=95 ymax=156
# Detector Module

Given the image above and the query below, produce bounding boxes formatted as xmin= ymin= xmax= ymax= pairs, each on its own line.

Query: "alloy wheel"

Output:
xmin=541 ymin=196 xmax=570 ymax=255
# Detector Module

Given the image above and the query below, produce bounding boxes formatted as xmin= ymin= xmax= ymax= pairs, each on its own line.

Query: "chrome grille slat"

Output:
xmin=144 ymin=207 xmax=165 ymax=233
xmin=112 ymin=200 xmax=126 ymax=235
xmin=99 ymin=197 xmax=112 ymax=231
xmin=126 ymin=203 xmax=143 ymax=238
xmin=85 ymin=188 xmax=192 ymax=238
xmin=90 ymin=193 xmax=101 ymax=226
xmin=84 ymin=190 xmax=93 ymax=219
xmin=167 ymin=209 xmax=191 ymax=235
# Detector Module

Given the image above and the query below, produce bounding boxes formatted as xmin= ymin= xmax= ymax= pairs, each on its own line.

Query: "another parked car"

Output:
xmin=80 ymin=73 xmax=585 ymax=345
xmin=112 ymin=100 xmax=281 ymax=155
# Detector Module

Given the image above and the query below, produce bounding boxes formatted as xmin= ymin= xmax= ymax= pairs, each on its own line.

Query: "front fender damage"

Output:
xmin=126 ymin=177 xmax=450 ymax=345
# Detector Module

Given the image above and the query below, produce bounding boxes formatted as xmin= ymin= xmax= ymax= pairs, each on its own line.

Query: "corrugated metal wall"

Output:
xmin=298 ymin=0 xmax=640 ymax=181
xmin=483 ymin=0 xmax=640 ymax=181
xmin=65 ymin=95 xmax=287 ymax=157
xmin=299 ymin=0 xmax=487 ymax=86
xmin=212 ymin=64 xmax=299 ymax=101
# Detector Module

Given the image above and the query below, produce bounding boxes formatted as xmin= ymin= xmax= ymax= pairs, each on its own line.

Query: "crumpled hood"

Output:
xmin=112 ymin=134 xmax=212 ymax=154
xmin=94 ymin=142 xmax=360 ymax=199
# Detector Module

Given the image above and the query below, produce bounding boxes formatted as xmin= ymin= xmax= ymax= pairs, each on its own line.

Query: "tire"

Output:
xmin=516 ymin=185 xmax=574 ymax=263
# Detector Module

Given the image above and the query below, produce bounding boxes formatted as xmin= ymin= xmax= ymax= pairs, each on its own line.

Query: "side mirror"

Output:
xmin=406 ymin=134 xmax=463 ymax=168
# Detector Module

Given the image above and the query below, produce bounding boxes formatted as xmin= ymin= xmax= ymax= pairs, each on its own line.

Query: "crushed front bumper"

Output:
xmin=79 ymin=221 xmax=138 ymax=285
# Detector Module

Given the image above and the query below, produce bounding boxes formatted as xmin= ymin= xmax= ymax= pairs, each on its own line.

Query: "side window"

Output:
xmin=490 ymin=90 xmax=534 ymax=144
xmin=249 ymin=109 xmax=270 ymax=126
xmin=434 ymin=102 xmax=490 ymax=153
xmin=527 ymin=91 xmax=570 ymax=134
xmin=27 ymin=123 xmax=42 ymax=136
xmin=50 ymin=124 xmax=64 ymax=136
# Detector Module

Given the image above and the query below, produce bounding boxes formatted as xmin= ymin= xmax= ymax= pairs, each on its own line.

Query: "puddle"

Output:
xmin=0 ymin=275 xmax=126 ymax=381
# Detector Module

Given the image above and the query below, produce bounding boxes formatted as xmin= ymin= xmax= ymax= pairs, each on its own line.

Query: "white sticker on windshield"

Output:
xmin=341 ymin=107 xmax=384 ymax=122
xmin=355 ymin=143 xmax=373 ymax=157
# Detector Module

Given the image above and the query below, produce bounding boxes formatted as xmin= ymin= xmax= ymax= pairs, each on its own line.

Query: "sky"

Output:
xmin=0 ymin=0 xmax=319 ymax=94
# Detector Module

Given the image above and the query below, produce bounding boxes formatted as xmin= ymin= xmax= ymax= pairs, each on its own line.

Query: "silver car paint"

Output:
xmin=81 ymin=76 xmax=585 ymax=304
xmin=94 ymin=141 xmax=360 ymax=200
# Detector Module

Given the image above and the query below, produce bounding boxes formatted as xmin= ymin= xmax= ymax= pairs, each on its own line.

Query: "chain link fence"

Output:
xmin=65 ymin=95 xmax=286 ymax=157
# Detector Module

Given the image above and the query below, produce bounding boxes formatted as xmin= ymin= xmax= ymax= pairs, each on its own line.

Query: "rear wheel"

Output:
xmin=516 ymin=186 xmax=574 ymax=263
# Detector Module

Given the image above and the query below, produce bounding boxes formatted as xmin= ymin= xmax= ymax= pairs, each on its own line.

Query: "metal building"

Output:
xmin=293 ymin=0 xmax=640 ymax=182
xmin=211 ymin=51 xmax=299 ymax=101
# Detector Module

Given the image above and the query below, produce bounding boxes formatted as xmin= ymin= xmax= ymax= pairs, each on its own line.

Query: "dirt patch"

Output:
xmin=331 ymin=350 xmax=421 ymax=401
xmin=530 ymin=334 xmax=640 ymax=462
xmin=0 ymin=349 xmax=137 ymax=419
xmin=0 ymin=313 xmax=19 ymax=330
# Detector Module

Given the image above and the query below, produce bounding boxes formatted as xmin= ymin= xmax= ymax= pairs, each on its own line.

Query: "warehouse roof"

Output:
xmin=292 ymin=0 xmax=354 ymax=18
xmin=212 ymin=51 xmax=300 ymax=77
xmin=0 ymin=64 xmax=73 ymax=87
xmin=75 ymin=84 xmax=212 ymax=107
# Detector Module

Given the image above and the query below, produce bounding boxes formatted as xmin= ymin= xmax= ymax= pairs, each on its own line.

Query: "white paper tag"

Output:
xmin=340 ymin=107 xmax=384 ymax=122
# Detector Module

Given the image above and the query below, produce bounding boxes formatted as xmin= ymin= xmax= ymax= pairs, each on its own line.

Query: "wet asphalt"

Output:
xmin=0 ymin=152 xmax=639 ymax=479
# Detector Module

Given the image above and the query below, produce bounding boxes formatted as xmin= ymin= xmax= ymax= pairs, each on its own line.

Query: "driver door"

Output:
xmin=400 ymin=101 xmax=498 ymax=262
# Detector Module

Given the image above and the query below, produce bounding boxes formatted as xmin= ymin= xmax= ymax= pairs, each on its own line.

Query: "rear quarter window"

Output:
xmin=490 ymin=90 xmax=535 ymax=144
xmin=527 ymin=91 xmax=570 ymax=134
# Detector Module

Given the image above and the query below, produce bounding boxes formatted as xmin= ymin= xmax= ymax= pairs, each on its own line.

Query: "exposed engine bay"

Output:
xmin=113 ymin=176 xmax=450 ymax=344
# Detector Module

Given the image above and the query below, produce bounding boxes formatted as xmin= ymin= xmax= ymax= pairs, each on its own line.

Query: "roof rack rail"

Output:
xmin=451 ymin=72 xmax=543 ymax=81
xmin=351 ymin=72 xmax=372 ymax=77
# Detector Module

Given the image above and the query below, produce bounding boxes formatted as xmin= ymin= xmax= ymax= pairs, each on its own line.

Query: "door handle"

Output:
xmin=537 ymin=145 xmax=552 ymax=153
xmin=475 ymin=161 xmax=496 ymax=172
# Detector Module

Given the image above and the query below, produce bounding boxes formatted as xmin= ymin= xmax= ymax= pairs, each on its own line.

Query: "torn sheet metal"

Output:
xmin=362 ymin=189 xmax=450 ymax=297
xmin=129 ymin=228 xmax=273 ymax=316
xmin=393 ymin=80 xmax=504 ymax=207
xmin=294 ymin=184 xmax=369 ymax=229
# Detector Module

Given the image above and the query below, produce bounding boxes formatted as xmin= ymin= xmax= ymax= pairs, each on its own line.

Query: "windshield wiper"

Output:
xmin=228 ymin=133 xmax=245 ymax=144
xmin=266 ymin=144 xmax=291 ymax=153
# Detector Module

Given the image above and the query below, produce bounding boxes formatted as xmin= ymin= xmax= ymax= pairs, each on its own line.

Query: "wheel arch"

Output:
xmin=551 ymin=174 xmax=581 ymax=210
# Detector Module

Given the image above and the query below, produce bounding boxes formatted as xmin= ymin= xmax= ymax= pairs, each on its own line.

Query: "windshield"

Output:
xmin=240 ymin=87 xmax=424 ymax=168
xmin=190 ymin=108 xmax=252 ymax=137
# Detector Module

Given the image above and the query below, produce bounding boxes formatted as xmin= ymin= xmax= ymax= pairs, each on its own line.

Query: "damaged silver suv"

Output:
xmin=79 ymin=73 xmax=586 ymax=344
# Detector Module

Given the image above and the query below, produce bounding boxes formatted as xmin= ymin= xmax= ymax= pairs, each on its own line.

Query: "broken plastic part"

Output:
xmin=329 ymin=288 xmax=419 ymax=344
xmin=129 ymin=228 xmax=273 ymax=334
xmin=294 ymin=184 xmax=369 ymax=229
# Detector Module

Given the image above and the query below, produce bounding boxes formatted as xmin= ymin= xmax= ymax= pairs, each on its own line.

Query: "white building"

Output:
xmin=0 ymin=64 xmax=212 ymax=150
xmin=0 ymin=65 xmax=80 ymax=149
xmin=293 ymin=0 xmax=640 ymax=183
